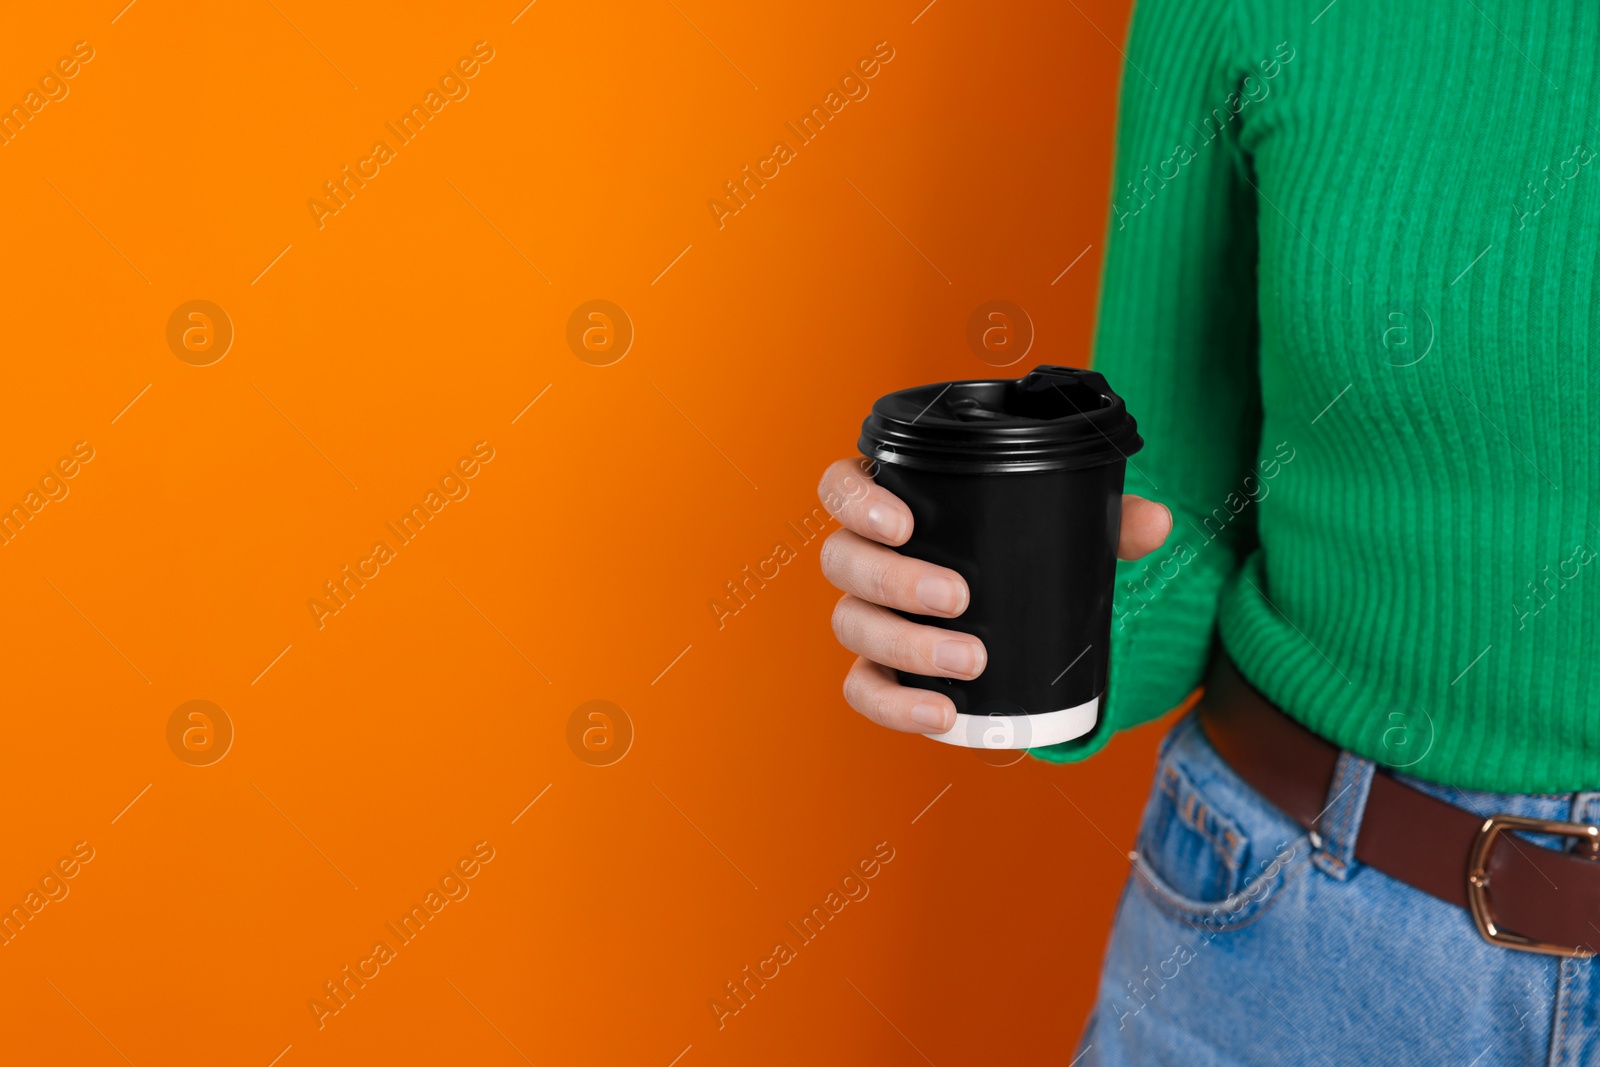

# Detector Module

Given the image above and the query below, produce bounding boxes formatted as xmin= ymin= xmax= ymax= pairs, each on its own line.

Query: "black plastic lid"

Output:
xmin=858 ymin=365 xmax=1143 ymax=474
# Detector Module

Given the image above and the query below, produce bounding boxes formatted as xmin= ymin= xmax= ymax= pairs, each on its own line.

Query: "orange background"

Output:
xmin=0 ymin=1 xmax=1179 ymax=1063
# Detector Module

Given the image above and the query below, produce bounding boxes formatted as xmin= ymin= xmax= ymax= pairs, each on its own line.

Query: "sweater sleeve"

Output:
xmin=1032 ymin=0 xmax=1261 ymax=763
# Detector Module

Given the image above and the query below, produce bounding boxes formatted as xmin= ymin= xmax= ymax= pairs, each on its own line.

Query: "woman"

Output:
xmin=817 ymin=0 xmax=1600 ymax=1062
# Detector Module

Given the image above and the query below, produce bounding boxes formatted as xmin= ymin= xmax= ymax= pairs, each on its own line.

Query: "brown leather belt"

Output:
xmin=1198 ymin=655 xmax=1600 ymax=957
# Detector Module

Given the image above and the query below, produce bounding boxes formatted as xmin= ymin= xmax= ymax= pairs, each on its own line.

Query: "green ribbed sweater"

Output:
xmin=1032 ymin=0 xmax=1600 ymax=791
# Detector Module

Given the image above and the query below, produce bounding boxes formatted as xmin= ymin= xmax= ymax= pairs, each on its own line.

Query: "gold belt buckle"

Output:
xmin=1467 ymin=814 xmax=1600 ymax=958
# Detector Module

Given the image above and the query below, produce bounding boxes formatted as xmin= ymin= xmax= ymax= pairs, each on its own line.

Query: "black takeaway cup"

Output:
xmin=857 ymin=365 xmax=1143 ymax=750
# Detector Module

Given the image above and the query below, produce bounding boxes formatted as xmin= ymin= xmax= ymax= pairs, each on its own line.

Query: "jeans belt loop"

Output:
xmin=1312 ymin=751 xmax=1376 ymax=881
xmin=1573 ymin=793 xmax=1600 ymax=859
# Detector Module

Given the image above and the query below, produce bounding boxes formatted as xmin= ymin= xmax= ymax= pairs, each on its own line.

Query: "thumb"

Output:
xmin=1118 ymin=494 xmax=1172 ymax=560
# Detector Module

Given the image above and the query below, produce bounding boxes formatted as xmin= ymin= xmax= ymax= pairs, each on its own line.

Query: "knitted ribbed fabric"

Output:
xmin=1032 ymin=0 xmax=1600 ymax=791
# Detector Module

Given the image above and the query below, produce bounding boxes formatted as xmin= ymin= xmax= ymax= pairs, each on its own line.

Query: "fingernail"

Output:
xmin=933 ymin=640 xmax=983 ymax=676
xmin=915 ymin=576 xmax=964 ymax=615
xmin=911 ymin=703 xmax=951 ymax=731
xmin=866 ymin=504 xmax=906 ymax=542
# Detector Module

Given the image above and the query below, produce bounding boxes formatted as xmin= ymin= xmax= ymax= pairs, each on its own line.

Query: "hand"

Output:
xmin=817 ymin=457 xmax=1173 ymax=735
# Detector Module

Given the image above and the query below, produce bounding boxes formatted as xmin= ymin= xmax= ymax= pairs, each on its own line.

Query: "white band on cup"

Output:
xmin=925 ymin=694 xmax=1100 ymax=750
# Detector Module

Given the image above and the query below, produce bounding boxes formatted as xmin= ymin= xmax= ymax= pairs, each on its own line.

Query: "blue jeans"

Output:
xmin=1078 ymin=713 xmax=1600 ymax=1066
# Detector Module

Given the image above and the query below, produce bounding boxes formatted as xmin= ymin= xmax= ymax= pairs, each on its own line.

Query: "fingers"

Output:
xmin=820 ymin=457 xmax=971 ymax=738
xmin=831 ymin=594 xmax=987 ymax=680
xmin=1118 ymin=494 xmax=1173 ymax=561
xmin=842 ymin=656 xmax=957 ymax=734
xmin=817 ymin=457 xmax=913 ymax=546
xmin=819 ymin=529 xmax=969 ymax=617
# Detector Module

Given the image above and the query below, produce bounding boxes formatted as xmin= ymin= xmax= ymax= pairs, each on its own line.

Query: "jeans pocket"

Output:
xmin=1130 ymin=715 xmax=1307 ymax=930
